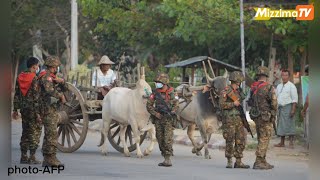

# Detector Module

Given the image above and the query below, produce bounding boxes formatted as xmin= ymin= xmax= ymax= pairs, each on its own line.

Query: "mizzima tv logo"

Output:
xmin=254 ymin=4 xmax=314 ymax=20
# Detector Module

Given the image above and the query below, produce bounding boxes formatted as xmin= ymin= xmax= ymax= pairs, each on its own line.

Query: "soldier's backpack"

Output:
xmin=248 ymin=81 xmax=272 ymax=119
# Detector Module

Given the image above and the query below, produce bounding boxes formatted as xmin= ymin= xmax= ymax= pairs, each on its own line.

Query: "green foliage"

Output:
xmin=294 ymin=104 xmax=304 ymax=128
xmin=145 ymin=64 xmax=182 ymax=88
xmin=12 ymin=0 xmax=71 ymax=57
xmin=13 ymin=0 xmax=308 ymax=78
xmin=67 ymin=64 xmax=91 ymax=86
xmin=79 ymin=0 xmax=252 ymax=67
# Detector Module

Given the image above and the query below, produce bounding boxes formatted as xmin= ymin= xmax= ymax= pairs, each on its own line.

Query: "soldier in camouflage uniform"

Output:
xmin=38 ymin=56 xmax=67 ymax=167
xmin=146 ymin=73 xmax=179 ymax=167
xmin=13 ymin=57 xmax=42 ymax=164
xmin=249 ymin=66 xmax=277 ymax=170
xmin=219 ymin=71 xmax=250 ymax=169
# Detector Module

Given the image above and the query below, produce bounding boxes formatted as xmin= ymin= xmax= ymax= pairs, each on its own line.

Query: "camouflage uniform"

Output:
xmin=249 ymin=66 xmax=277 ymax=170
xmin=219 ymin=71 xmax=249 ymax=169
xmin=14 ymin=70 xmax=42 ymax=164
xmin=39 ymin=56 xmax=67 ymax=167
xmin=146 ymin=73 xmax=179 ymax=167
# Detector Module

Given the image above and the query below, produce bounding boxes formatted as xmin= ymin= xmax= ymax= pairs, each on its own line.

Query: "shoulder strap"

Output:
xmin=167 ymin=87 xmax=174 ymax=93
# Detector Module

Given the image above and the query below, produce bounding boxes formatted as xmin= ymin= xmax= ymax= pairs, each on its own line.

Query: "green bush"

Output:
xmin=67 ymin=64 xmax=92 ymax=87
xmin=144 ymin=64 xmax=182 ymax=89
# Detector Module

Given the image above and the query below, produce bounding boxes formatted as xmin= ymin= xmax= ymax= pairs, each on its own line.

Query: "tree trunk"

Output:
xmin=299 ymin=49 xmax=307 ymax=105
xmin=148 ymin=53 xmax=157 ymax=69
xmin=268 ymin=48 xmax=276 ymax=84
xmin=64 ymin=36 xmax=71 ymax=77
xmin=11 ymin=55 xmax=19 ymax=112
xmin=208 ymin=46 xmax=214 ymax=58
xmin=55 ymin=14 xmax=71 ymax=78
xmin=288 ymin=46 xmax=294 ymax=82
xmin=268 ymin=33 xmax=275 ymax=84
xmin=56 ymin=39 xmax=60 ymax=57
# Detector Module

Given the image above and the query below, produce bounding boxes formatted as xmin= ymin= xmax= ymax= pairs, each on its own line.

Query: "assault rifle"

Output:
xmin=236 ymin=105 xmax=254 ymax=138
xmin=154 ymin=91 xmax=177 ymax=119
xmin=226 ymin=90 xmax=254 ymax=138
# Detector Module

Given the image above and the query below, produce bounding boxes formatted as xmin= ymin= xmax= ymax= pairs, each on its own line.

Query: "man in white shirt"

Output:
xmin=92 ymin=55 xmax=117 ymax=99
xmin=274 ymin=69 xmax=298 ymax=148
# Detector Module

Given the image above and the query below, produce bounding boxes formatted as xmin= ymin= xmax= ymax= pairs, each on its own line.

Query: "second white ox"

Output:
xmin=98 ymin=78 xmax=156 ymax=158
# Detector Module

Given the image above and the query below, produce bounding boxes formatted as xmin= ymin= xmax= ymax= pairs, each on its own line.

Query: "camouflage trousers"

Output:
xmin=222 ymin=116 xmax=246 ymax=158
xmin=255 ymin=120 xmax=272 ymax=158
xmin=42 ymin=107 xmax=59 ymax=156
xmin=154 ymin=117 xmax=174 ymax=157
xmin=20 ymin=109 xmax=42 ymax=153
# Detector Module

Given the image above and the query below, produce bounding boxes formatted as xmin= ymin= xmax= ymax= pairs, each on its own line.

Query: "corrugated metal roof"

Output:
xmin=164 ymin=56 xmax=208 ymax=68
xmin=208 ymin=57 xmax=241 ymax=70
xmin=164 ymin=56 xmax=241 ymax=71
xmin=164 ymin=56 xmax=253 ymax=86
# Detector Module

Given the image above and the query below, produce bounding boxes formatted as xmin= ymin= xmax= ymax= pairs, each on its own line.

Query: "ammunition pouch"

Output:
xmin=223 ymin=109 xmax=240 ymax=117
xmin=40 ymin=96 xmax=59 ymax=115
xmin=150 ymin=115 xmax=156 ymax=124
xmin=169 ymin=114 xmax=181 ymax=129
xmin=49 ymin=97 xmax=59 ymax=105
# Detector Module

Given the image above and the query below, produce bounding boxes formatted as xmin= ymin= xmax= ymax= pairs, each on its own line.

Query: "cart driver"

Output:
xmin=92 ymin=55 xmax=117 ymax=100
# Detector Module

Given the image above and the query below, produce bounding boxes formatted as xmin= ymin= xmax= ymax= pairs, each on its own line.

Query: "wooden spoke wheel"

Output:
xmin=56 ymin=82 xmax=89 ymax=153
xmin=108 ymin=122 xmax=147 ymax=153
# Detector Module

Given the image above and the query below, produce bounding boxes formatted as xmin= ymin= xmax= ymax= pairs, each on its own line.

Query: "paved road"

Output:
xmin=10 ymin=120 xmax=308 ymax=180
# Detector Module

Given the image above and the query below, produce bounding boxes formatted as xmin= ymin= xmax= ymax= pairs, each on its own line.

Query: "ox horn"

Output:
xmin=202 ymin=61 xmax=213 ymax=83
xmin=140 ymin=66 xmax=145 ymax=80
xmin=223 ymin=68 xmax=229 ymax=78
xmin=206 ymin=74 xmax=214 ymax=83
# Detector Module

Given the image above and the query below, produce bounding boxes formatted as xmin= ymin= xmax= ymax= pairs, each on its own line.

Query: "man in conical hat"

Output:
xmin=92 ymin=55 xmax=117 ymax=99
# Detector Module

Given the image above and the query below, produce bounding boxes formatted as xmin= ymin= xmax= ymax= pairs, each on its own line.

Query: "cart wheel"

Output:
xmin=108 ymin=122 xmax=147 ymax=153
xmin=56 ymin=82 xmax=89 ymax=153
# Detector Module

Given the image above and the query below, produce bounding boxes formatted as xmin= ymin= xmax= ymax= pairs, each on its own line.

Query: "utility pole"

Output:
xmin=240 ymin=0 xmax=245 ymax=87
xmin=240 ymin=0 xmax=246 ymax=111
xmin=71 ymin=0 xmax=78 ymax=70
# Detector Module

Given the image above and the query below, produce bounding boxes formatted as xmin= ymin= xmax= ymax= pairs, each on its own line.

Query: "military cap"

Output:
xmin=44 ymin=56 xmax=61 ymax=67
xmin=154 ymin=73 xmax=169 ymax=84
xmin=229 ymin=71 xmax=244 ymax=83
xmin=257 ymin=66 xmax=269 ymax=77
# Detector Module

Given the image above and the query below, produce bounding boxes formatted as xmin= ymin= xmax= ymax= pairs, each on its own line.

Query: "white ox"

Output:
xmin=98 ymin=78 xmax=156 ymax=158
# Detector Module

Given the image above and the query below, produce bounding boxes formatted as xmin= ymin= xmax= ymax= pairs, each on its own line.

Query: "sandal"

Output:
xmin=274 ymin=143 xmax=285 ymax=147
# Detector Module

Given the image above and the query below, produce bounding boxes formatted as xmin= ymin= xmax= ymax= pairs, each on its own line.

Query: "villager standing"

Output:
xmin=274 ymin=69 xmax=298 ymax=148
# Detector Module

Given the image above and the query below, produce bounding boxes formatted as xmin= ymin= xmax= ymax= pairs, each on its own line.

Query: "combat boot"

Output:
xmin=51 ymin=155 xmax=64 ymax=167
xmin=20 ymin=151 xmax=29 ymax=164
xmin=234 ymin=158 xmax=250 ymax=169
xmin=262 ymin=156 xmax=274 ymax=169
xmin=253 ymin=157 xmax=272 ymax=170
xmin=158 ymin=155 xmax=172 ymax=167
xmin=226 ymin=158 xmax=233 ymax=168
xmin=42 ymin=154 xmax=64 ymax=167
xmin=29 ymin=150 xmax=41 ymax=164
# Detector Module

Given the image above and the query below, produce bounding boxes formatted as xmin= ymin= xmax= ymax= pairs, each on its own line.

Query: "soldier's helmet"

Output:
xmin=229 ymin=71 xmax=244 ymax=83
xmin=154 ymin=73 xmax=169 ymax=84
xmin=257 ymin=66 xmax=269 ymax=77
xmin=44 ymin=56 xmax=61 ymax=67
